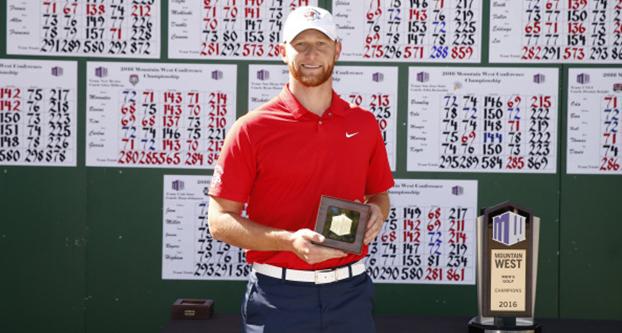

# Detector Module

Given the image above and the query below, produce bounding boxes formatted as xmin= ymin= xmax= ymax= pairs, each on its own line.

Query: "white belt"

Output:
xmin=252 ymin=260 xmax=366 ymax=285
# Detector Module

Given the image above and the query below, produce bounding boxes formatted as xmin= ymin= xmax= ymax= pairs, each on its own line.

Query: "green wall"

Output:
xmin=0 ymin=1 xmax=620 ymax=332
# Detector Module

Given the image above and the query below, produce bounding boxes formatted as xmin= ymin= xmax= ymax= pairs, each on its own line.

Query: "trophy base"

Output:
xmin=468 ymin=317 xmax=542 ymax=333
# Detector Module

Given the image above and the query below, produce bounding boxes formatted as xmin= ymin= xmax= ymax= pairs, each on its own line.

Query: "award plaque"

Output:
xmin=468 ymin=201 xmax=542 ymax=333
xmin=313 ymin=196 xmax=371 ymax=254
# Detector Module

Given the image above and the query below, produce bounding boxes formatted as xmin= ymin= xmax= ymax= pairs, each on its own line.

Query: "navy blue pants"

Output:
xmin=241 ymin=270 xmax=376 ymax=333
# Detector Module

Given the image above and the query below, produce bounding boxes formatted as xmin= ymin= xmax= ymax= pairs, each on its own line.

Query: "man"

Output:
xmin=208 ymin=6 xmax=394 ymax=333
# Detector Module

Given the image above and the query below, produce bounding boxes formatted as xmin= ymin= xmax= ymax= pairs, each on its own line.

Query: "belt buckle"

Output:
xmin=314 ymin=269 xmax=338 ymax=284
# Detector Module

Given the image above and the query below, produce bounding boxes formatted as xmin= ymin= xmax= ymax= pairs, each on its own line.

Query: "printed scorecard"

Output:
xmin=162 ymin=176 xmax=477 ymax=285
xmin=490 ymin=0 xmax=622 ymax=63
xmin=86 ymin=62 xmax=236 ymax=169
xmin=0 ymin=59 xmax=77 ymax=167
xmin=162 ymin=175 xmax=250 ymax=280
xmin=333 ymin=0 xmax=483 ymax=62
xmin=407 ymin=67 xmax=559 ymax=173
xmin=567 ymin=68 xmax=622 ymax=174
xmin=169 ymin=0 xmax=318 ymax=59
xmin=367 ymin=179 xmax=477 ymax=284
xmin=7 ymin=0 xmax=160 ymax=58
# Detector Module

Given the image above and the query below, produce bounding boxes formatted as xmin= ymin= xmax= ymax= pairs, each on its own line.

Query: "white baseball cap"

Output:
xmin=283 ymin=6 xmax=338 ymax=43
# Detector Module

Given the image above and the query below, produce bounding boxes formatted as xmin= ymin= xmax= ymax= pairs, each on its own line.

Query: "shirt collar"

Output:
xmin=279 ymin=84 xmax=349 ymax=119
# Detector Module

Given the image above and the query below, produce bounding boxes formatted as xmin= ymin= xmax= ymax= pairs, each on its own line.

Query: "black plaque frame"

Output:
xmin=313 ymin=195 xmax=371 ymax=254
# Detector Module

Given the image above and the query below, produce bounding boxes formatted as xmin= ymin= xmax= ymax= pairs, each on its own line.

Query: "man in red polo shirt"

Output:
xmin=208 ymin=6 xmax=394 ymax=333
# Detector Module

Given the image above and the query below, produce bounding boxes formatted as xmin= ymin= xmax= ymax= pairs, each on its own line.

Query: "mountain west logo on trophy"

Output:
xmin=492 ymin=211 xmax=526 ymax=247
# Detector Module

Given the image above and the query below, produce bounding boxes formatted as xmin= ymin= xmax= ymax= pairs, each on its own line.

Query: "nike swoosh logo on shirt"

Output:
xmin=346 ymin=132 xmax=359 ymax=138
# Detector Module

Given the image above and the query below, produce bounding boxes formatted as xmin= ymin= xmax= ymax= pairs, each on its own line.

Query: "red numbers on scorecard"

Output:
xmin=600 ymin=95 xmax=620 ymax=172
xmin=359 ymin=0 xmax=478 ymax=61
xmin=116 ymin=89 xmax=229 ymax=167
xmin=366 ymin=205 xmax=471 ymax=283
xmin=520 ymin=0 xmax=619 ymax=62
xmin=198 ymin=1 xmax=305 ymax=58
xmin=38 ymin=1 xmax=156 ymax=56
xmin=0 ymin=85 xmax=73 ymax=164
xmin=435 ymin=93 xmax=554 ymax=172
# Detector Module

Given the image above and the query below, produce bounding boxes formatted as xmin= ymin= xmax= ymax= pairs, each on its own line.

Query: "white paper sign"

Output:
xmin=162 ymin=175 xmax=249 ymax=280
xmin=86 ymin=62 xmax=237 ymax=169
xmin=168 ymin=0 xmax=318 ymax=59
xmin=567 ymin=68 xmax=622 ymax=174
xmin=367 ymin=179 xmax=477 ymax=284
xmin=0 ymin=59 xmax=77 ymax=166
xmin=490 ymin=0 xmax=622 ymax=63
xmin=333 ymin=0 xmax=483 ymax=62
xmin=162 ymin=176 xmax=477 ymax=285
xmin=407 ymin=67 xmax=559 ymax=173
xmin=248 ymin=64 xmax=398 ymax=171
xmin=7 ymin=0 xmax=160 ymax=58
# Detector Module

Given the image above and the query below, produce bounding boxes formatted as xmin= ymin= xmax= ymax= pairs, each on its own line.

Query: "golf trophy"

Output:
xmin=468 ymin=202 xmax=542 ymax=333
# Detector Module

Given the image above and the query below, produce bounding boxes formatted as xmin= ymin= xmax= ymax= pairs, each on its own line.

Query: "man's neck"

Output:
xmin=288 ymin=78 xmax=333 ymax=116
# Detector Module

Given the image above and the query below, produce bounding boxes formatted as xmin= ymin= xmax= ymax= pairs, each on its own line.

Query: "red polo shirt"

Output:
xmin=209 ymin=85 xmax=394 ymax=270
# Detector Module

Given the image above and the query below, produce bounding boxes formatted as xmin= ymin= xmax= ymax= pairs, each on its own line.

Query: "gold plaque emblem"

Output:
xmin=329 ymin=213 xmax=353 ymax=236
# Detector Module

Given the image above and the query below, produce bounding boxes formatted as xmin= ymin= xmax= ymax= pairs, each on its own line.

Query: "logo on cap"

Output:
xmin=303 ymin=8 xmax=321 ymax=21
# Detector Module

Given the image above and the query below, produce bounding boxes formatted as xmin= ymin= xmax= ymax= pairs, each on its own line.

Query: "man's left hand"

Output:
xmin=364 ymin=202 xmax=384 ymax=245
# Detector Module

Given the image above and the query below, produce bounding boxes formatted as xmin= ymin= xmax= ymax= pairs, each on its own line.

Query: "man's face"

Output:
xmin=282 ymin=29 xmax=341 ymax=87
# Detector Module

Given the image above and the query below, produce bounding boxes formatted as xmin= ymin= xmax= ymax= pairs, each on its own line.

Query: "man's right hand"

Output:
xmin=289 ymin=229 xmax=347 ymax=264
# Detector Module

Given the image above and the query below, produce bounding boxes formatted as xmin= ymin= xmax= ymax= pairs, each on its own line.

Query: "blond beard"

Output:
xmin=288 ymin=61 xmax=335 ymax=87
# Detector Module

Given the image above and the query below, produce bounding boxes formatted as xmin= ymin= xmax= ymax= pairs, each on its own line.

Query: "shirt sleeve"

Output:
xmin=365 ymin=121 xmax=395 ymax=195
xmin=208 ymin=117 xmax=256 ymax=203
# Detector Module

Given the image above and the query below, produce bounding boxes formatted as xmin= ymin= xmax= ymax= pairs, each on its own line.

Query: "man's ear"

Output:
xmin=279 ymin=43 xmax=288 ymax=64
xmin=334 ymin=40 xmax=342 ymax=62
